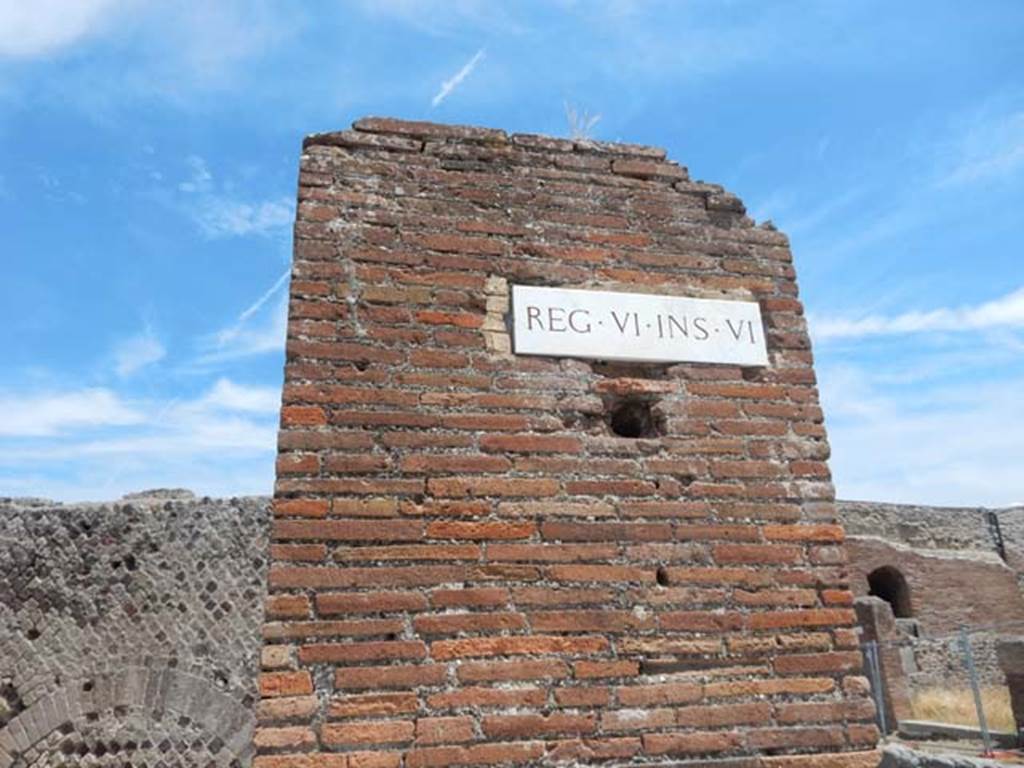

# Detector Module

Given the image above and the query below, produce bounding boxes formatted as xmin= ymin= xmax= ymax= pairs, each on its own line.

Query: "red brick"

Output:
xmin=747 ymin=726 xmax=844 ymax=750
xmin=254 ymin=727 xmax=317 ymax=750
xmin=334 ymin=664 xmax=447 ymax=690
xmin=616 ymin=681 xmax=702 ymax=707
xmin=270 ymin=564 xmax=466 ymax=589
xmin=299 ymin=640 xmax=426 ymax=663
xmin=676 ymin=702 xmax=772 ymax=727
xmin=274 ymin=498 xmax=329 ymax=518
xmin=401 ymin=454 xmax=511 ymax=473
xmin=479 ymin=434 xmax=582 ymax=453
xmin=530 ymin=610 xmax=655 ymax=633
xmin=429 ymin=587 xmax=509 ymax=608
xmin=456 ymin=660 xmax=570 ymax=683
xmin=328 ymin=693 xmax=418 ymax=719
xmin=257 ymin=695 xmax=319 ymax=722
xmin=317 ymin=591 xmax=428 ymax=614
xmin=415 ymin=716 xmax=475 ymax=745
xmin=281 ymin=405 xmax=326 ymax=426
xmin=714 ymin=543 xmax=802 ymax=564
xmin=555 ymin=687 xmax=610 ymax=707
xmin=541 ymin=521 xmax=671 ymax=542
xmin=548 ymin=564 xmax=655 ymax=583
xmin=427 ymin=687 xmax=547 ymax=710
xmin=511 ymin=586 xmax=615 ymax=606
xmin=481 ymin=713 xmax=597 ymax=739
xmin=265 ymin=594 xmax=311 ymax=619
xmin=774 ymin=651 xmax=864 ymax=675
xmin=574 ymin=660 xmax=639 ymax=679
xmin=764 ymin=524 xmax=845 ymax=542
xmin=413 ymin=612 xmax=528 ymax=635
xmin=602 ymin=707 xmax=676 ymax=732
xmin=273 ymin=519 xmax=423 ymax=541
xmin=270 ymin=543 xmax=326 ymax=562
xmin=321 ymin=720 xmax=414 ymax=746
xmin=426 ymin=520 xmax=535 ymax=540
xmin=334 ymin=543 xmax=481 ymax=562
xmin=263 ymin=618 xmax=403 ymax=640
xmin=404 ymin=741 xmax=545 ymax=768
xmin=427 ymin=477 xmax=560 ymax=498
xmin=642 ymin=730 xmax=742 ymax=755
xmin=432 ymin=635 xmax=608 ymax=660
xmin=260 ymin=671 xmax=312 ymax=698
xmin=749 ymin=609 xmax=856 ymax=630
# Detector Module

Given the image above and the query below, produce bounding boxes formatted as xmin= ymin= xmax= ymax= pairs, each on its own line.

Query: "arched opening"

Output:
xmin=867 ymin=565 xmax=913 ymax=618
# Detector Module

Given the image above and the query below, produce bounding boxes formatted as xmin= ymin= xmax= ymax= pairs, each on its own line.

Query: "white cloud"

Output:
xmin=0 ymin=388 xmax=143 ymax=437
xmin=0 ymin=0 xmax=127 ymax=58
xmin=0 ymin=1 xmax=299 ymax=109
xmin=811 ymin=286 xmax=1024 ymax=341
xmin=432 ymin=48 xmax=485 ymax=107
xmin=0 ymin=378 xmax=279 ymax=500
xmin=113 ymin=327 xmax=166 ymax=376
xmin=821 ymin=364 xmax=1024 ymax=507
xmin=177 ymin=156 xmax=294 ymax=239
xmin=194 ymin=378 xmax=280 ymax=414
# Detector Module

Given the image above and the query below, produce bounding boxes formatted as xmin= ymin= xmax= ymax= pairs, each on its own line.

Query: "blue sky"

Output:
xmin=1 ymin=1 xmax=1022 ymax=506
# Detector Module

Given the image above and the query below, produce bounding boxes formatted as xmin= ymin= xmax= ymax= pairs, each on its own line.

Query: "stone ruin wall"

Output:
xmin=0 ymin=491 xmax=268 ymax=768
xmin=258 ymin=117 xmax=879 ymax=768
xmin=838 ymin=501 xmax=1024 ymax=691
xmin=1 ymin=493 xmax=1022 ymax=765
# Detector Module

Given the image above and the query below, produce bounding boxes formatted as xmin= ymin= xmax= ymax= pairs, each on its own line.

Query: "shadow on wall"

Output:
xmin=0 ymin=491 xmax=269 ymax=768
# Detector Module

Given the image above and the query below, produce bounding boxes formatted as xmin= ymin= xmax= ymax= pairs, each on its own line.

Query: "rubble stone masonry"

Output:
xmin=259 ymin=117 xmax=879 ymax=767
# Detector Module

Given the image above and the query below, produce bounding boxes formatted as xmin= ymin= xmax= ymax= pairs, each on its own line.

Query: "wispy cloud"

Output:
xmin=113 ymin=326 xmax=166 ymax=376
xmin=0 ymin=0 xmax=126 ymax=58
xmin=356 ymin=1 xmax=524 ymax=36
xmin=431 ymin=48 xmax=485 ymax=108
xmin=937 ymin=108 xmax=1024 ymax=188
xmin=0 ymin=388 xmax=143 ymax=437
xmin=177 ymin=156 xmax=294 ymax=238
xmin=812 ymin=286 xmax=1024 ymax=341
xmin=195 ymin=269 xmax=290 ymax=364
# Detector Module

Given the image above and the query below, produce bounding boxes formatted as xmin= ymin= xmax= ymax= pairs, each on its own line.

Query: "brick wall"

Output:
xmin=257 ymin=117 xmax=879 ymax=767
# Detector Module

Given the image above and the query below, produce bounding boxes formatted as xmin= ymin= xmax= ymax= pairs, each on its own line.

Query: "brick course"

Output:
xmin=258 ymin=116 xmax=877 ymax=766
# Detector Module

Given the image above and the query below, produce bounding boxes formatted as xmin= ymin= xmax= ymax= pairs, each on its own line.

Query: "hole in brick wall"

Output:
xmin=26 ymin=628 xmax=39 ymax=641
xmin=868 ymin=565 xmax=913 ymax=618
xmin=608 ymin=399 xmax=663 ymax=439
xmin=656 ymin=567 xmax=670 ymax=587
xmin=82 ymin=680 xmax=94 ymax=692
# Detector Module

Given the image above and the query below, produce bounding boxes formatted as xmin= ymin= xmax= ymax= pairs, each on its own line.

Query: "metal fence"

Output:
xmin=860 ymin=620 xmax=1024 ymax=758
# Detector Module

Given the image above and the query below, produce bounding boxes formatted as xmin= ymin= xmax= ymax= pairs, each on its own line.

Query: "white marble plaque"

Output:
xmin=511 ymin=285 xmax=768 ymax=366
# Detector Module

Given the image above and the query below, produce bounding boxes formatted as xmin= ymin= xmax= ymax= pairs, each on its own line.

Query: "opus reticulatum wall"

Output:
xmin=0 ymin=491 xmax=266 ymax=768
xmin=258 ymin=117 xmax=879 ymax=767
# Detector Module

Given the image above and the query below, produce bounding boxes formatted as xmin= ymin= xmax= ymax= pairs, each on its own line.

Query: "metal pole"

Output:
xmin=864 ymin=641 xmax=888 ymax=735
xmin=959 ymin=625 xmax=994 ymax=757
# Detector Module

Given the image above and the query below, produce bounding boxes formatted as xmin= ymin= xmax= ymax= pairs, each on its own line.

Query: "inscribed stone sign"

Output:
xmin=512 ymin=285 xmax=768 ymax=366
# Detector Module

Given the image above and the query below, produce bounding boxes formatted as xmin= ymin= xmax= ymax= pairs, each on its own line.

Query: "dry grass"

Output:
xmin=911 ymin=686 xmax=1016 ymax=732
